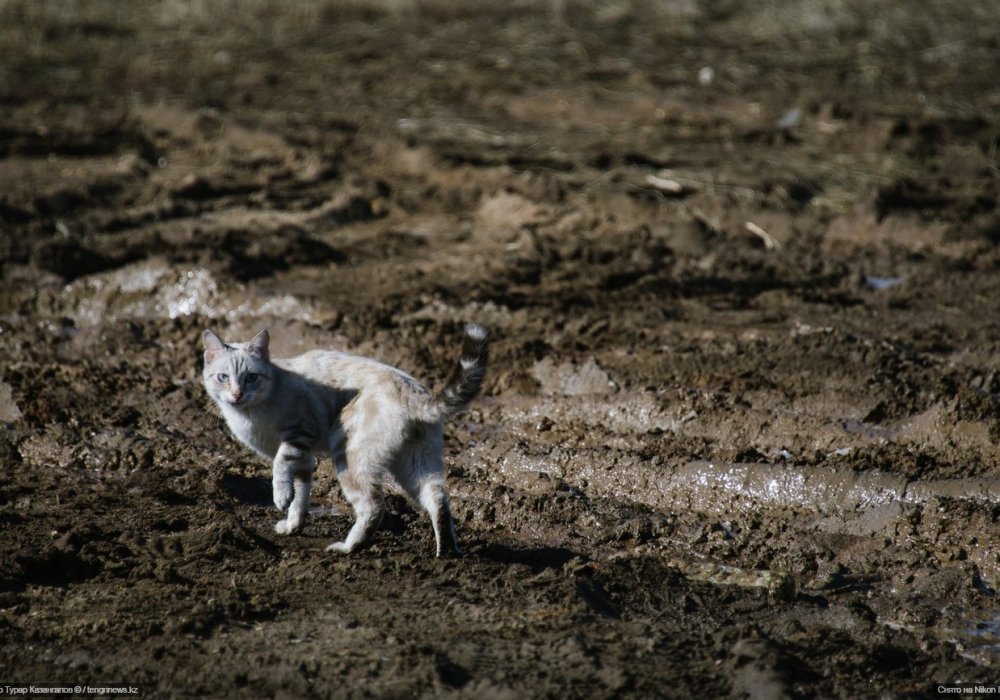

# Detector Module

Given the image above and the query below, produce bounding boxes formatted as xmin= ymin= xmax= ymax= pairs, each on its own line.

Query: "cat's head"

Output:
xmin=202 ymin=329 xmax=273 ymax=409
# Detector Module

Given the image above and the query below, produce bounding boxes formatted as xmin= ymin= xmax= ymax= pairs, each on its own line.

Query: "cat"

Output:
xmin=201 ymin=323 xmax=488 ymax=557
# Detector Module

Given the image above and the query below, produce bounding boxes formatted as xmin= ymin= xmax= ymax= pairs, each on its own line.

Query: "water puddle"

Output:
xmin=957 ymin=614 xmax=1000 ymax=665
xmin=885 ymin=613 xmax=1000 ymax=666
xmin=671 ymin=461 xmax=1000 ymax=517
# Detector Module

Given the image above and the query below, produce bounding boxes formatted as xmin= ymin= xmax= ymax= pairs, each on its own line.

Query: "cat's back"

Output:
xmin=275 ymin=349 xmax=421 ymax=394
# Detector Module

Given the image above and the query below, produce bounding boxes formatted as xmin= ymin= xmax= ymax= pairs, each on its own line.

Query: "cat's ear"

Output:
xmin=248 ymin=329 xmax=270 ymax=361
xmin=203 ymin=329 xmax=226 ymax=363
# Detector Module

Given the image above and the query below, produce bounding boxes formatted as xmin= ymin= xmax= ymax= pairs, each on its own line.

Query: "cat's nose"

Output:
xmin=232 ymin=389 xmax=243 ymax=401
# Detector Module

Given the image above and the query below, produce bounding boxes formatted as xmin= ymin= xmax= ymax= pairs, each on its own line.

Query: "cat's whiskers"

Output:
xmin=201 ymin=398 xmax=223 ymax=420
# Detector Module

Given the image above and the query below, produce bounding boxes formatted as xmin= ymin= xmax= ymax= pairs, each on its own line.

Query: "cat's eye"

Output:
xmin=215 ymin=373 xmax=229 ymax=383
xmin=245 ymin=373 xmax=259 ymax=384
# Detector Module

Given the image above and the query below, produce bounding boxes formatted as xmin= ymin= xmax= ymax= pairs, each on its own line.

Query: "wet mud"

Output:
xmin=1 ymin=1 xmax=999 ymax=696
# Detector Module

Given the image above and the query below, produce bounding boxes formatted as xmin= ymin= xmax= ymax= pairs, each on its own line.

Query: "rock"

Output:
xmin=0 ymin=382 xmax=21 ymax=423
xmin=532 ymin=357 xmax=615 ymax=396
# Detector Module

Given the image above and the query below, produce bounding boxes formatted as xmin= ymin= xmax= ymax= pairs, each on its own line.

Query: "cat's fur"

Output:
xmin=201 ymin=324 xmax=488 ymax=556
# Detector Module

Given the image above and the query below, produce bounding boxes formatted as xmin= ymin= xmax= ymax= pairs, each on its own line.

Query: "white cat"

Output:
xmin=201 ymin=324 xmax=488 ymax=556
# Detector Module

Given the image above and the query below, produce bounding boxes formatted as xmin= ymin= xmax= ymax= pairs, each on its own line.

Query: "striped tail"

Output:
xmin=427 ymin=323 xmax=489 ymax=422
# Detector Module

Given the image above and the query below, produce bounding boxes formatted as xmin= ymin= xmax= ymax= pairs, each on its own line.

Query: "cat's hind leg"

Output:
xmin=325 ymin=400 xmax=400 ymax=554
xmin=326 ymin=463 xmax=384 ymax=554
xmin=395 ymin=434 xmax=463 ymax=558
xmin=419 ymin=479 xmax=462 ymax=558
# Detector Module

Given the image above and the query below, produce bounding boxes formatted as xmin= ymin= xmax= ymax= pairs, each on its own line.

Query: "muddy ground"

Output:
xmin=1 ymin=1 xmax=999 ymax=697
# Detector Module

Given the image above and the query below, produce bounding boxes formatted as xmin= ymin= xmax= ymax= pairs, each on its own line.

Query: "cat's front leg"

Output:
xmin=272 ymin=459 xmax=294 ymax=513
xmin=271 ymin=441 xmax=312 ymax=533
xmin=276 ymin=470 xmax=313 ymax=534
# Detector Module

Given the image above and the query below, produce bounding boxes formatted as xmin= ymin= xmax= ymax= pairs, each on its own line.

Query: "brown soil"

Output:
xmin=1 ymin=1 xmax=999 ymax=696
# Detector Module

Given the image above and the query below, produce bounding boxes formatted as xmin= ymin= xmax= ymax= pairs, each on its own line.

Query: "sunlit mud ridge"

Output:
xmin=660 ymin=461 xmax=1000 ymax=515
xmin=474 ymin=390 xmax=1000 ymax=601
xmin=482 ymin=432 xmax=1000 ymax=519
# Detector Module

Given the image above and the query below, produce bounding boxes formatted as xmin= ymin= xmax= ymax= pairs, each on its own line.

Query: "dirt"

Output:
xmin=1 ymin=0 xmax=999 ymax=696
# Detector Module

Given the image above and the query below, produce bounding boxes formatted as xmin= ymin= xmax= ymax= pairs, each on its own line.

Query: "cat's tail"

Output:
xmin=424 ymin=323 xmax=489 ymax=423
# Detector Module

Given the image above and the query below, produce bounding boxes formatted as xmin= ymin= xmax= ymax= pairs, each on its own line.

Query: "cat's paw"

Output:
xmin=325 ymin=541 xmax=352 ymax=554
xmin=274 ymin=518 xmax=302 ymax=535
xmin=273 ymin=483 xmax=293 ymax=512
